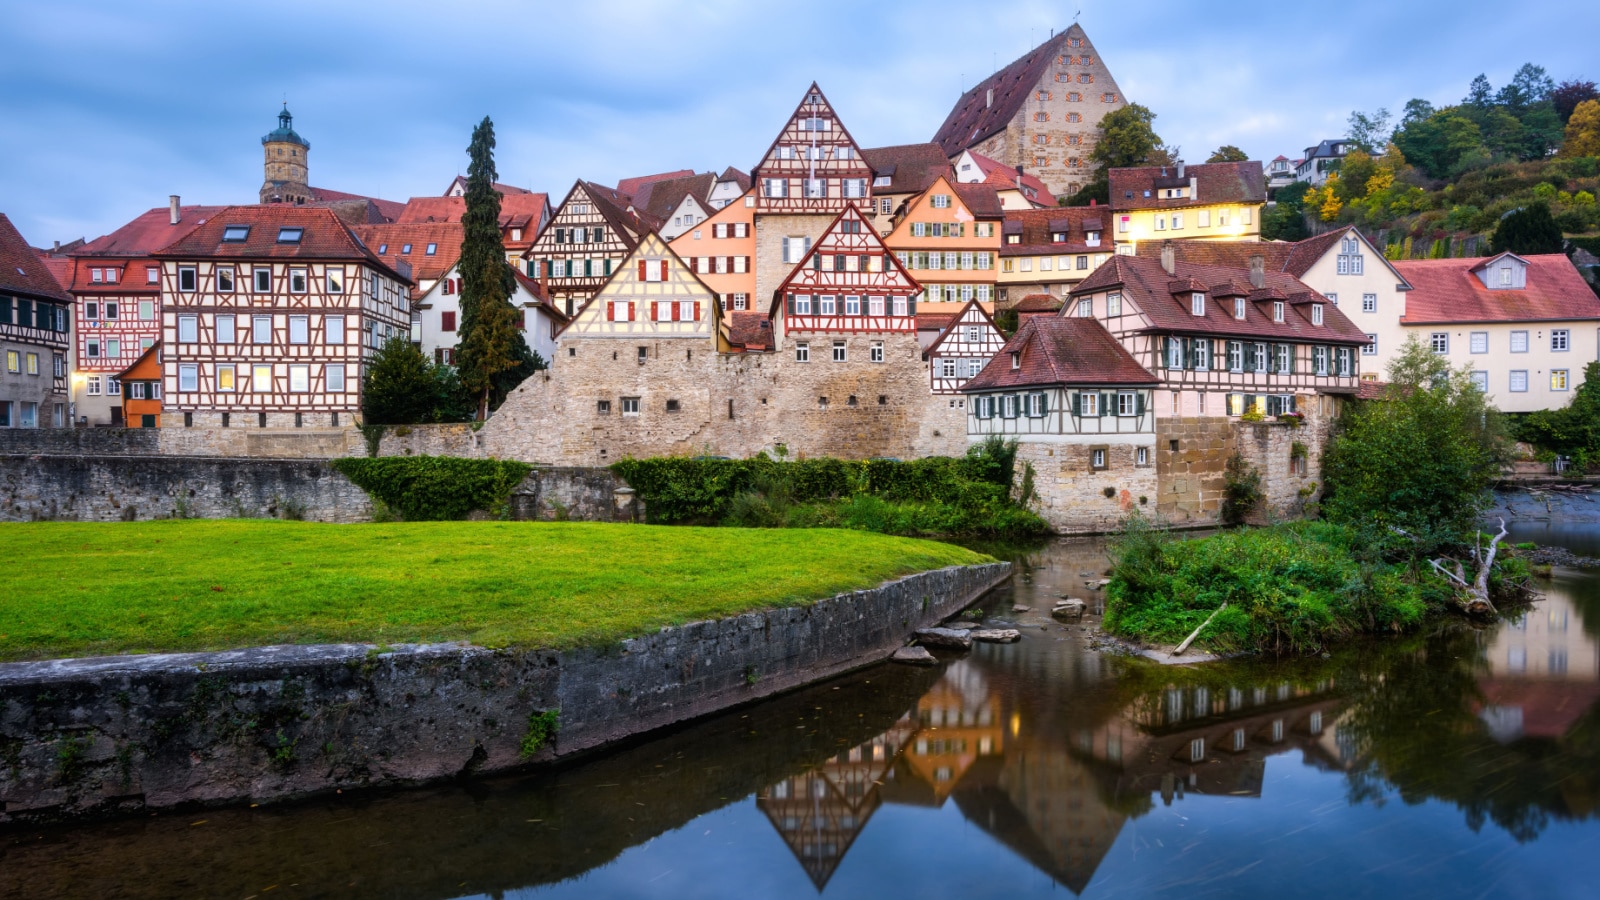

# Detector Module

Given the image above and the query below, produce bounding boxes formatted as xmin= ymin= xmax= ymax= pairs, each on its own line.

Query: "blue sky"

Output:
xmin=2 ymin=0 xmax=1591 ymax=246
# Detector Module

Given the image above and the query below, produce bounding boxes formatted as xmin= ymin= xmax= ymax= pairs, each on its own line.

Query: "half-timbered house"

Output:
xmin=924 ymin=299 xmax=1007 ymax=394
xmin=116 ymin=341 xmax=163 ymax=428
xmin=771 ymin=204 xmax=921 ymax=357
xmin=524 ymin=181 xmax=660 ymax=318
xmin=1067 ymin=247 xmax=1367 ymax=420
xmin=752 ymin=84 xmax=876 ymax=303
xmin=63 ymin=198 xmax=223 ymax=425
xmin=154 ymin=206 xmax=413 ymax=428
xmin=884 ymin=176 xmax=1004 ymax=311
xmin=668 ymin=188 xmax=756 ymax=313
xmin=0 ymin=212 xmax=72 ymax=429
xmin=997 ymin=207 xmax=1113 ymax=307
xmin=414 ymin=264 xmax=566 ymax=367
xmin=860 ymin=143 xmax=953 ymax=233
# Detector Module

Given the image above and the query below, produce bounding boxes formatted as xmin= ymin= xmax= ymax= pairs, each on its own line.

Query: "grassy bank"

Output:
xmin=0 ymin=521 xmax=988 ymax=662
xmin=1103 ymin=520 xmax=1529 ymax=656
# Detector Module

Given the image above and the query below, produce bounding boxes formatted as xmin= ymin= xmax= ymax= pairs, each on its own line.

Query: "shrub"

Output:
xmin=1221 ymin=454 xmax=1262 ymax=526
xmin=332 ymin=456 xmax=532 ymax=521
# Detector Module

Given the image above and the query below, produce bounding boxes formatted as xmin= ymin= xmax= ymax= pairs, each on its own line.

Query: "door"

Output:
xmin=140 ymin=414 xmax=157 ymax=428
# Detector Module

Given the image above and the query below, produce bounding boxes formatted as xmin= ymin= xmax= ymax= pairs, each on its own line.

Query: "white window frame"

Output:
xmin=832 ymin=341 xmax=847 ymax=363
xmin=177 ymin=364 xmax=198 ymax=392
xmin=1117 ymin=392 xmax=1137 ymax=416
xmin=177 ymin=315 xmax=198 ymax=343
xmin=1509 ymin=370 xmax=1528 ymax=392
xmin=1191 ymin=293 xmax=1205 ymax=316
xmin=1361 ymin=293 xmax=1377 ymax=313
xmin=1430 ymin=332 xmax=1449 ymax=354
xmin=795 ymin=342 xmax=809 ymax=363
xmin=289 ymin=315 xmax=309 ymax=345
xmin=1510 ymin=330 xmax=1528 ymax=353
xmin=1551 ymin=329 xmax=1569 ymax=352
xmin=1469 ymin=331 xmax=1488 ymax=354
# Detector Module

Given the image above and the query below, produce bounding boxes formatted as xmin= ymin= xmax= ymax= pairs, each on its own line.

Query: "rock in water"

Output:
xmin=1012 ymin=604 xmax=1031 ymax=612
xmin=970 ymin=629 xmax=1022 ymax=643
xmin=1051 ymin=600 xmax=1087 ymax=620
xmin=914 ymin=627 xmax=973 ymax=650
xmin=942 ymin=621 xmax=980 ymax=631
xmin=891 ymin=646 xmax=938 ymax=666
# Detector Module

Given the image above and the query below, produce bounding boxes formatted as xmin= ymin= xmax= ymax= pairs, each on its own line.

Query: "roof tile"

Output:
xmin=962 ymin=315 xmax=1157 ymax=391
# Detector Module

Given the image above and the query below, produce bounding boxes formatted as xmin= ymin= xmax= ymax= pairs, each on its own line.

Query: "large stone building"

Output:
xmin=0 ymin=213 xmax=72 ymax=429
xmin=931 ymin=24 xmax=1126 ymax=201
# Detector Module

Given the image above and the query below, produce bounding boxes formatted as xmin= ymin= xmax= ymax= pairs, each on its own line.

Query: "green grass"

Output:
xmin=0 ymin=520 xmax=989 ymax=662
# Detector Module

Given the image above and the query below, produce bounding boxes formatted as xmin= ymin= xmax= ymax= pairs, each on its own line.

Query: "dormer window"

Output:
xmin=931 ymin=195 xmax=951 ymax=209
xmin=1273 ymin=301 xmax=1284 ymax=322
xmin=1234 ymin=297 xmax=1246 ymax=320
xmin=401 ymin=244 xmax=412 ymax=254
xmin=1006 ymin=234 xmax=1021 ymax=245
xmin=276 ymin=227 xmax=303 ymax=244
xmin=1312 ymin=304 xmax=1324 ymax=326
xmin=1086 ymin=230 xmax=1101 ymax=246
xmin=873 ymin=175 xmax=891 ymax=187
xmin=1052 ymin=231 xmax=1068 ymax=243
xmin=511 ymin=228 xmax=522 ymax=241
xmin=222 ymin=225 xmax=250 ymax=242
xmin=1191 ymin=293 xmax=1205 ymax=316
xmin=1010 ymin=351 xmax=1021 ymax=370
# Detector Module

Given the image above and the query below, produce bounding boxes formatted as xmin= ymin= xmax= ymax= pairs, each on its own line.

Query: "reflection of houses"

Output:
xmin=902 ymin=661 xmax=1006 ymax=801
xmin=1478 ymin=593 xmax=1600 ymax=743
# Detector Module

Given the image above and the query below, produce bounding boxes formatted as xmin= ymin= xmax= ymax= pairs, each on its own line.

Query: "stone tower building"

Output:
xmin=931 ymin=23 xmax=1126 ymax=201
xmin=260 ymin=105 xmax=311 ymax=204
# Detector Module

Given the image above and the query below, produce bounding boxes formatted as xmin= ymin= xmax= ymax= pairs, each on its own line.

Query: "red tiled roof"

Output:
xmin=1012 ymin=293 xmax=1064 ymax=313
xmin=397 ymin=192 xmax=550 ymax=229
xmin=916 ymin=312 xmax=956 ymax=330
xmin=0 ymin=213 xmax=73 ymax=302
xmin=307 ymin=187 xmax=405 ymax=222
xmin=34 ymin=249 xmax=73 ymax=293
xmin=1356 ymin=380 xmax=1390 ymax=400
xmin=1391 ymin=253 xmax=1600 ymax=325
xmin=639 ymin=173 xmax=716 ymax=221
xmin=726 ymin=310 xmax=773 ymax=351
xmin=74 ymin=205 xmax=228 ymax=258
xmin=999 ymin=207 xmax=1108 ymax=255
xmin=616 ymin=170 xmax=695 ymax=199
xmin=349 ymin=222 xmax=463 ymax=283
xmin=965 ymin=150 xmax=1056 ymax=206
xmin=950 ymin=183 xmax=1006 ymax=219
xmin=1131 ymin=227 xmax=1405 ymax=286
xmin=155 ymin=206 xmax=410 ymax=283
xmin=931 ymin=25 xmax=1090 ymax=158
xmin=1109 ymin=161 xmax=1265 ymax=211
xmin=962 ymin=315 xmax=1157 ymax=391
xmin=717 ymin=167 xmax=752 ymax=191
xmin=861 ymin=143 xmax=952 ymax=195
xmin=1072 ymin=254 xmax=1368 ymax=344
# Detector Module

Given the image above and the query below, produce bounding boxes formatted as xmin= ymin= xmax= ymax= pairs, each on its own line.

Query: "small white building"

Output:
xmin=414 ymin=266 xmax=567 ymax=367
xmin=707 ymin=167 xmax=751 ymax=210
xmin=1294 ymin=140 xmax=1353 ymax=186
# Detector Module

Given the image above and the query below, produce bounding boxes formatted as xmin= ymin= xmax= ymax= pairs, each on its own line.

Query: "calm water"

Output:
xmin=4 ymin=524 xmax=1599 ymax=899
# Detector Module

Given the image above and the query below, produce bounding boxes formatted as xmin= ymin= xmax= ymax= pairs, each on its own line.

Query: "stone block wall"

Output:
xmin=1156 ymin=416 xmax=1236 ymax=525
xmin=374 ymin=422 xmax=481 ymax=459
xmin=1014 ymin=440 xmax=1158 ymax=534
xmin=158 ymin=415 xmax=366 ymax=458
xmin=0 ymin=427 xmax=160 ymax=456
xmin=1155 ymin=404 xmax=1333 ymax=527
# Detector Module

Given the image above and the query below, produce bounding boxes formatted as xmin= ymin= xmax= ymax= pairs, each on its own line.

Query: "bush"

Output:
xmin=332 ymin=456 xmax=532 ymax=521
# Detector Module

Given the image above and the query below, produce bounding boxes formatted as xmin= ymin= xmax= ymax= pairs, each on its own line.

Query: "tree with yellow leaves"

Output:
xmin=1560 ymin=99 xmax=1600 ymax=157
xmin=1317 ymin=172 xmax=1344 ymax=221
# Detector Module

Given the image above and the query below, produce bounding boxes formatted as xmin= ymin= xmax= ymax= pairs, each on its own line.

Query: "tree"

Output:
xmin=1514 ymin=360 xmax=1600 ymax=467
xmin=1066 ymin=103 xmax=1163 ymax=205
xmin=362 ymin=337 xmax=443 ymax=425
xmin=1552 ymin=79 xmax=1599 ymax=123
xmin=454 ymin=116 xmax=539 ymax=417
xmin=1346 ymin=108 xmax=1392 ymax=153
xmin=1463 ymin=74 xmax=1495 ymax=111
xmin=1393 ymin=109 xmax=1486 ymax=179
xmin=1489 ymin=202 xmax=1565 ymax=255
xmin=1495 ymin=63 xmax=1554 ymax=117
xmin=1561 ymin=99 xmax=1600 ymax=157
xmin=1322 ymin=336 xmax=1509 ymax=544
xmin=1206 ymin=144 xmax=1249 ymax=163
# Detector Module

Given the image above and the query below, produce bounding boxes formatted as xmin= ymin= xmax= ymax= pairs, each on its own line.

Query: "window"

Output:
xmin=222 ymin=225 xmax=250 ymax=242
xmin=1137 ymin=446 xmax=1149 ymax=466
xmin=106 ymin=339 xmax=120 ymax=359
xmin=1470 ymin=370 xmax=1488 ymax=392
xmin=1092 ymin=448 xmax=1107 ymax=469
xmin=217 ymin=365 xmax=235 ymax=392
xmin=289 ymin=315 xmax=309 ymax=344
xmin=106 ymin=377 xmax=120 ymax=396
xmin=277 ymin=227 xmax=303 ymax=243
xmin=1228 ymin=341 xmax=1243 ymax=372
xmin=1191 ymin=293 xmax=1205 ymax=316
xmin=1430 ymin=332 xmax=1449 ymax=354
xmin=178 ymin=266 xmax=197 ymax=292
xmin=1274 ymin=343 xmax=1290 ymax=374
xmin=795 ymin=342 xmax=809 ymax=363
xmin=254 ymin=267 xmax=272 ymax=292
xmin=1362 ymin=293 xmax=1377 ymax=313
xmin=621 ymin=397 xmax=640 ymax=416
xmin=1552 ymin=329 xmax=1569 ymax=351
xmin=289 ymin=268 xmax=307 ymax=293
xmin=1510 ymin=370 xmax=1528 ymax=392
xmin=832 ymin=341 xmax=847 ymax=362
xmin=1117 ymin=392 xmax=1139 ymax=416
xmin=1001 ymin=395 xmax=1019 ymax=419
xmin=1500 ymin=265 xmax=1512 ymax=286
xmin=1337 ymin=347 xmax=1353 ymax=376
xmin=249 ymin=364 xmax=271 ymax=391
xmin=139 ymin=300 xmax=155 ymax=321
xmin=1314 ymin=345 xmax=1329 ymax=375
xmin=145 ymin=266 xmax=159 ymax=284
xmin=1167 ymin=338 xmax=1185 ymax=369
xmin=1025 ymin=393 xmax=1047 ymax=417
xmin=1107 ymin=292 xmax=1122 ymax=316
xmin=85 ymin=340 xmax=99 ymax=360
xmin=940 ymin=358 xmax=956 ymax=378
xmin=1233 ymin=297 xmax=1246 ymax=320
xmin=1552 ymin=369 xmax=1570 ymax=391
xmin=253 ymin=315 xmax=272 ymax=344
xmin=1311 ymin=304 xmax=1324 ymax=326
xmin=870 ymin=341 xmax=884 ymax=363
xmin=1079 ymin=392 xmax=1099 ymax=416
xmin=178 ymin=364 xmax=198 ymax=391
xmin=23 ymin=352 xmax=38 ymax=376
xmin=85 ymin=374 xmax=103 ymax=396
xmin=216 ymin=266 xmax=234 ymax=292
xmin=289 ymin=365 xmax=310 ymax=392
xmin=19 ymin=402 xmax=36 ymax=428
xmin=1193 ymin=339 xmax=1211 ymax=371
xmin=326 ymin=316 xmax=345 ymax=345
xmin=1470 ymin=331 xmax=1488 ymax=354
xmin=177 ymin=315 xmax=198 ymax=343
xmin=1510 ymin=330 xmax=1528 ymax=353
xmin=1364 ymin=333 xmax=1377 ymax=355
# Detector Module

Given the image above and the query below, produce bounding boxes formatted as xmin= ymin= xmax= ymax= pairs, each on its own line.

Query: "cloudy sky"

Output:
xmin=2 ymin=0 xmax=1591 ymax=245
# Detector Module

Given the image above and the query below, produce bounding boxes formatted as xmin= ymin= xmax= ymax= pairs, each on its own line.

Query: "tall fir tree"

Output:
xmin=455 ymin=116 xmax=540 ymax=418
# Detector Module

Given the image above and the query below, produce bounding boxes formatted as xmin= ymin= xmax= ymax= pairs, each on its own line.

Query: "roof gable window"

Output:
xmin=1190 ymin=292 xmax=1205 ymax=316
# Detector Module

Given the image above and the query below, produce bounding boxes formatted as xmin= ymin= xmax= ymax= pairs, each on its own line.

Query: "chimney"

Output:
xmin=1189 ymin=175 xmax=1198 ymax=202
xmin=169 ymin=195 xmax=180 ymax=225
xmin=1249 ymin=255 xmax=1266 ymax=289
xmin=986 ymin=88 xmax=994 ymax=108
xmin=1160 ymin=240 xmax=1175 ymax=275
xmin=1176 ymin=160 xmax=1185 ymax=179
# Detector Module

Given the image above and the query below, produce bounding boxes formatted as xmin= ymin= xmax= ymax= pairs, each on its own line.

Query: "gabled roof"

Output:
xmin=444 ymin=175 xmax=531 ymax=196
xmin=115 ymin=339 xmax=162 ymax=382
xmin=1130 ymin=227 xmax=1410 ymax=284
xmin=963 ymin=151 xmax=1056 ymax=205
xmin=396 ymin=192 xmax=551 ymax=231
xmin=1012 ymin=293 xmax=1064 ymax=314
xmin=349 ymin=222 xmax=463 ymax=283
xmin=726 ymin=310 xmax=774 ymax=351
xmin=585 ymin=180 xmax=664 ymax=235
xmin=951 ymin=183 xmax=1006 ymax=219
xmin=1072 ymin=254 xmax=1368 ymax=343
xmin=769 ymin=204 xmax=920 ymax=314
xmin=71 ymin=205 xmax=227 ymax=259
xmin=34 ymin=249 xmax=73 ymax=292
xmin=861 ymin=143 xmax=952 ymax=195
xmin=931 ymin=24 xmax=1092 ymax=157
xmin=0 ymin=213 xmax=73 ymax=302
xmin=306 ymin=187 xmax=405 ymax=222
xmin=1109 ymin=162 xmax=1265 ymax=211
xmin=616 ymin=170 xmax=695 ymax=199
xmin=510 ymin=270 xmax=570 ymax=324
xmin=998 ymin=207 xmax=1107 ymax=255
xmin=962 ymin=315 xmax=1157 ymax=391
xmin=1392 ymin=253 xmax=1600 ymax=325
xmin=751 ymin=83 xmax=872 ymax=182
xmin=716 ymin=167 xmax=752 ymax=190
xmin=925 ymin=298 xmax=1001 ymax=357
xmin=155 ymin=206 xmax=411 ymax=283
xmin=639 ymin=173 xmax=717 ymax=221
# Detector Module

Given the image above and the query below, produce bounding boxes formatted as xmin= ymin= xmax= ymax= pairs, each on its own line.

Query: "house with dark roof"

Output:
xmin=708 ymin=168 xmax=752 ymax=210
xmin=153 ymin=205 xmax=414 ymax=429
xmin=0 ymin=212 xmax=73 ymax=428
xmin=1294 ymin=139 xmax=1354 ymax=186
xmin=861 ymin=143 xmax=953 ymax=232
xmin=931 ymin=23 xmax=1126 ymax=200
xmin=523 ymin=180 xmax=662 ymax=317
xmin=643 ymin=173 xmax=718 ymax=240
xmin=1109 ymin=160 xmax=1266 ymax=249
xmin=996 ymin=207 xmax=1113 ymax=305
xmin=1390 ymin=252 xmax=1600 ymax=412
xmin=63 ymin=197 xmax=225 ymax=425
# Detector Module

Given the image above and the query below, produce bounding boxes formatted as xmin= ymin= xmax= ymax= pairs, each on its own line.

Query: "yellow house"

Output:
xmin=884 ymin=176 xmax=1003 ymax=313
xmin=1109 ymin=160 xmax=1265 ymax=251
xmin=996 ymin=207 xmax=1114 ymax=307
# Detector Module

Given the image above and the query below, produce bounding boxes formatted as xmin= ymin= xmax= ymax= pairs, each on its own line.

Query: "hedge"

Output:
xmin=332 ymin=456 xmax=532 ymax=521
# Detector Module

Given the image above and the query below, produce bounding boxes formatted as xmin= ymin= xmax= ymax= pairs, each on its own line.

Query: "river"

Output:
xmin=4 ymin=511 xmax=1598 ymax=898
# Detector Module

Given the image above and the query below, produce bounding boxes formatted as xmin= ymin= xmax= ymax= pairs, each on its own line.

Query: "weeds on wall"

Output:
xmin=1221 ymin=454 xmax=1263 ymax=526
xmin=332 ymin=456 xmax=531 ymax=521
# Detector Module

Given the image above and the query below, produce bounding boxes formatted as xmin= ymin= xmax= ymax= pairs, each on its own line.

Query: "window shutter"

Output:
xmin=1288 ymin=344 xmax=1297 ymax=374
xmin=638 ymin=260 xmax=647 ymax=280
xmin=1039 ymin=392 xmax=1049 ymax=414
xmin=660 ymin=258 xmax=669 ymax=277
xmin=1182 ymin=337 xmax=1193 ymax=369
xmin=1100 ymin=392 xmax=1111 ymax=416
xmin=1243 ymin=346 xmax=1255 ymax=373
xmin=607 ymin=302 xmax=615 ymax=322
xmin=1136 ymin=392 xmax=1145 ymax=416
xmin=1288 ymin=394 xmax=1298 ymax=413
xmin=812 ymin=254 xmax=822 ymax=271
xmin=1161 ymin=336 xmax=1171 ymax=369
xmin=651 ymin=301 xmax=660 ymax=321
xmin=627 ymin=302 xmax=635 ymax=322
xmin=1071 ymin=392 xmax=1082 ymax=416
xmin=693 ymin=302 xmax=701 ymax=321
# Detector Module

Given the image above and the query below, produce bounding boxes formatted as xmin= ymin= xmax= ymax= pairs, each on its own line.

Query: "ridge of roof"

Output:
xmin=1391 ymin=253 xmax=1600 ymax=325
xmin=70 ymin=205 xmax=229 ymax=258
xmin=931 ymin=24 xmax=1091 ymax=157
xmin=154 ymin=205 xmax=412 ymax=284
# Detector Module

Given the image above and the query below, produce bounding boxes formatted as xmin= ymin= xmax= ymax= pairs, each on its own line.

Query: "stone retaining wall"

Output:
xmin=0 ymin=562 xmax=1010 ymax=824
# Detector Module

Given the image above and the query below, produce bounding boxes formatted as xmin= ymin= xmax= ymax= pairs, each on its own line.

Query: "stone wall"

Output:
xmin=0 ymin=561 xmax=1010 ymax=824
xmin=1155 ymin=404 xmax=1332 ymax=527
xmin=159 ymin=417 xmax=366 ymax=458
xmin=0 ymin=426 xmax=160 ymax=456
xmin=1155 ymin=416 xmax=1236 ymax=525
xmin=0 ymin=454 xmax=373 ymax=523
xmin=1015 ymin=440 xmax=1158 ymax=534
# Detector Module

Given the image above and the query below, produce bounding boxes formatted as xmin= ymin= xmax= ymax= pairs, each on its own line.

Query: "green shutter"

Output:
xmin=1161 ymin=336 xmax=1172 ymax=369
xmin=1039 ymin=392 xmax=1049 ymax=414
xmin=1289 ymin=344 xmax=1297 ymax=373
xmin=1100 ymin=392 xmax=1112 ymax=417
xmin=0 ymin=297 xmax=11 ymax=325
xmin=1135 ymin=392 xmax=1145 ymax=416
xmin=1072 ymin=392 xmax=1082 ymax=416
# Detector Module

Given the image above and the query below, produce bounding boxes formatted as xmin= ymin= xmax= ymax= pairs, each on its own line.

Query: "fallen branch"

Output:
xmin=1428 ymin=518 xmax=1506 ymax=617
xmin=1174 ymin=603 xmax=1227 ymax=656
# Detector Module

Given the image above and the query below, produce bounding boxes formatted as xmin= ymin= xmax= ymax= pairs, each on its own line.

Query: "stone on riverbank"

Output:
xmin=1052 ymin=600 xmax=1087 ymax=620
xmin=970 ymin=629 xmax=1021 ymax=643
xmin=914 ymin=627 xmax=973 ymax=650
xmin=1012 ymin=604 xmax=1031 ymax=612
xmin=891 ymin=646 xmax=938 ymax=665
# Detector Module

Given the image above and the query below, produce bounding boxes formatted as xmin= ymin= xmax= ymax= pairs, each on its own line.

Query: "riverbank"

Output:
xmin=0 ymin=559 xmax=1010 ymax=825
xmin=0 ymin=520 xmax=985 ymax=661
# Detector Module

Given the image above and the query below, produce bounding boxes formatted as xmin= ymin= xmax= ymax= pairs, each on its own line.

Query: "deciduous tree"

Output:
xmin=1561 ymin=99 xmax=1600 ymax=158
xmin=1205 ymin=144 xmax=1249 ymax=163
xmin=1346 ymin=108 xmax=1392 ymax=153
xmin=1552 ymin=79 xmax=1599 ymax=123
xmin=1066 ymin=103 xmax=1163 ymax=205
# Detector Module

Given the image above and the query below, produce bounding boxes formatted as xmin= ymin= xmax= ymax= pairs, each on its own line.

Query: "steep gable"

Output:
xmin=772 ymin=205 xmax=921 ymax=333
xmin=751 ymin=83 xmax=874 ymax=214
xmin=562 ymin=232 xmax=717 ymax=339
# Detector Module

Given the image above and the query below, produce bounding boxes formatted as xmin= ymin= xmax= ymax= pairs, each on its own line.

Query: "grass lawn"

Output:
xmin=0 ymin=520 xmax=989 ymax=662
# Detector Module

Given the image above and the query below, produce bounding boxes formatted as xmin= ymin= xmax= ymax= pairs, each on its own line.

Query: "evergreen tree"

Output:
xmin=362 ymin=337 xmax=442 ymax=425
xmin=1205 ymin=144 xmax=1249 ymax=163
xmin=454 ymin=116 xmax=539 ymax=418
xmin=1489 ymin=202 xmax=1565 ymax=255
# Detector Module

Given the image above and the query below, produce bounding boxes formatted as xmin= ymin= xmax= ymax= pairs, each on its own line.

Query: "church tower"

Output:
xmin=260 ymin=105 xmax=311 ymax=204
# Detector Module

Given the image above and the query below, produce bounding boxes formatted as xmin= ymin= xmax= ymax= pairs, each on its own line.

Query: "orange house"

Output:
xmin=116 ymin=341 xmax=163 ymax=428
xmin=668 ymin=187 xmax=757 ymax=314
xmin=884 ymin=175 xmax=1004 ymax=317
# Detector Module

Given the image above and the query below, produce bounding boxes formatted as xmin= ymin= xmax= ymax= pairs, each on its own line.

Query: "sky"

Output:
xmin=2 ymin=0 xmax=1592 ymax=246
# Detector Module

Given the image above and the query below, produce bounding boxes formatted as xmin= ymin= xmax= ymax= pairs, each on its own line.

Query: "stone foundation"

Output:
xmin=1014 ymin=440 xmax=1158 ymax=534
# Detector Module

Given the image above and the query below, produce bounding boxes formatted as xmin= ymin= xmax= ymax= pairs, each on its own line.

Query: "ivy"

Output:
xmin=332 ymin=456 xmax=531 ymax=521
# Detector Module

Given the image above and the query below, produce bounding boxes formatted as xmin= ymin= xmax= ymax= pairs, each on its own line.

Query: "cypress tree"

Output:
xmin=455 ymin=116 xmax=539 ymax=418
